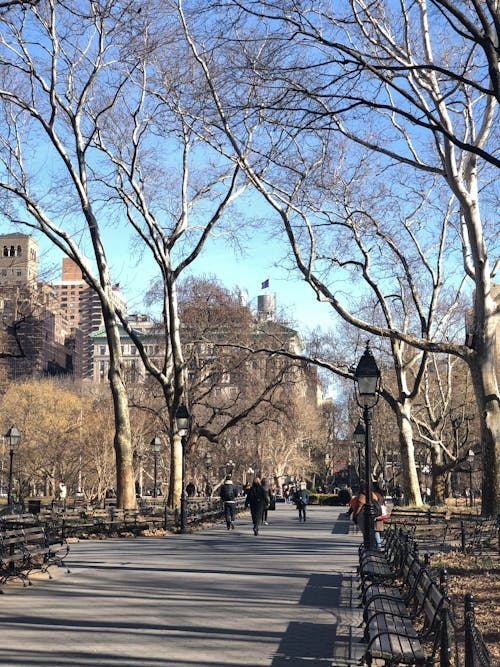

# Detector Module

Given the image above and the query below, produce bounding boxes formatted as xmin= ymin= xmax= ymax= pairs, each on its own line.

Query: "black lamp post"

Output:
xmin=5 ymin=425 xmax=20 ymax=506
xmin=150 ymin=436 xmax=161 ymax=498
xmin=353 ymin=420 xmax=365 ymax=487
xmin=226 ymin=459 xmax=235 ymax=476
xmin=204 ymin=452 xmax=212 ymax=495
xmin=354 ymin=342 xmax=381 ymax=550
xmin=176 ymin=403 xmax=191 ymax=534
xmin=467 ymin=449 xmax=475 ymax=507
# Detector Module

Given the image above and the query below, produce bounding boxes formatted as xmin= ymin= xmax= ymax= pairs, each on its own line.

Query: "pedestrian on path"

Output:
xmin=352 ymin=480 xmax=387 ymax=548
xmin=245 ymin=477 xmax=269 ymax=535
xmin=220 ymin=474 xmax=237 ymax=530
xmin=293 ymin=481 xmax=309 ymax=522
xmin=261 ymin=478 xmax=273 ymax=525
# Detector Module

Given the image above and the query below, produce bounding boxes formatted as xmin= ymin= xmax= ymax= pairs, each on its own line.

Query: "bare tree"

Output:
xmin=0 ymin=2 xmax=147 ymax=507
xmin=175 ymin=0 xmax=500 ymax=514
xmin=0 ymin=2 xmax=251 ymax=510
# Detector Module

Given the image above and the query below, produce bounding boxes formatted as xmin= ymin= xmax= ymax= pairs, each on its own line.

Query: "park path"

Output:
xmin=0 ymin=504 xmax=365 ymax=667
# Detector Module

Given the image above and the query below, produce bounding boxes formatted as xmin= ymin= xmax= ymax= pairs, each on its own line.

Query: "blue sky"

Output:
xmin=37 ymin=223 xmax=336 ymax=335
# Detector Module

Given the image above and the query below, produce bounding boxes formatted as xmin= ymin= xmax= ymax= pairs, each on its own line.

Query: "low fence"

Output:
xmin=387 ymin=508 xmax=499 ymax=555
xmin=0 ymin=497 xmax=247 ymax=541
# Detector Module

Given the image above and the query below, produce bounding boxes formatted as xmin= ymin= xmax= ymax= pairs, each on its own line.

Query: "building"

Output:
xmin=90 ymin=314 xmax=163 ymax=383
xmin=52 ymin=257 xmax=127 ymax=378
xmin=1 ymin=233 xmax=38 ymax=287
xmin=0 ymin=233 xmax=83 ymax=385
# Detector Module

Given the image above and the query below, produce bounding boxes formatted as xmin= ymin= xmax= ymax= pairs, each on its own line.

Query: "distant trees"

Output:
xmin=0 ymin=380 xmax=115 ymax=501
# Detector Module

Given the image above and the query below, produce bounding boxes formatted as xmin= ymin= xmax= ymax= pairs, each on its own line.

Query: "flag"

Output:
xmin=261 ymin=279 xmax=269 ymax=289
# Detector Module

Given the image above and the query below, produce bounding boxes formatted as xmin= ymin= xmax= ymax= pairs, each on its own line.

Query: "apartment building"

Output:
xmin=52 ymin=257 xmax=127 ymax=378
xmin=0 ymin=233 xmax=83 ymax=385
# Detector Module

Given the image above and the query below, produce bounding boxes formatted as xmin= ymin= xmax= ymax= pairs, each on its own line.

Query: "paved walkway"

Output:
xmin=0 ymin=505 xmax=365 ymax=667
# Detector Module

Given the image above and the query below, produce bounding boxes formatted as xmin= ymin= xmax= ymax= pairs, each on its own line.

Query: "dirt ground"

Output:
xmin=429 ymin=551 xmax=500 ymax=665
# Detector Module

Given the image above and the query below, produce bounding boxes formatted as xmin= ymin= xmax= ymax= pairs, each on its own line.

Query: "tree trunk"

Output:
xmin=397 ymin=403 xmax=423 ymax=507
xmin=168 ymin=434 xmax=183 ymax=509
xmin=469 ymin=347 xmax=500 ymax=516
xmin=102 ymin=302 xmax=135 ymax=510
xmin=431 ymin=445 xmax=447 ymax=505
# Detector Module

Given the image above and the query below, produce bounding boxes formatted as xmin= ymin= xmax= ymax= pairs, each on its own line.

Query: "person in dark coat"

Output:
xmin=220 ymin=474 xmax=237 ymax=530
xmin=261 ymin=478 xmax=273 ymax=525
xmin=293 ymin=481 xmax=309 ymax=522
xmin=245 ymin=477 xmax=269 ymax=535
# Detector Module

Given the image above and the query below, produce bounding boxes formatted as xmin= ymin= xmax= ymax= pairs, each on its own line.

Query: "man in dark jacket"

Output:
xmin=220 ymin=474 xmax=237 ymax=530
xmin=245 ymin=477 xmax=269 ymax=535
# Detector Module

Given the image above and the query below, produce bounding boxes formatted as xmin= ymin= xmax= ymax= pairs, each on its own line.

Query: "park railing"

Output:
xmin=387 ymin=508 xmax=499 ymax=555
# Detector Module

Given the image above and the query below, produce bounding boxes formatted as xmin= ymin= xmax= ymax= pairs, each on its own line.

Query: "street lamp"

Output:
xmin=176 ymin=403 xmax=191 ymax=533
xmin=467 ymin=449 xmax=475 ymax=507
xmin=353 ymin=420 xmax=365 ymax=487
xmin=354 ymin=342 xmax=381 ymax=550
xmin=150 ymin=436 xmax=161 ymax=498
xmin=5 ymin=425 xmax=20 ymax=506
xmin=226 ymin=459 xmax=235 ymax=476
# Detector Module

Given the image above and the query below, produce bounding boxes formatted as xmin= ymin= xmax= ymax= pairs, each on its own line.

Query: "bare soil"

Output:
xmin=429 ymin=551 xmax=500 ymax=665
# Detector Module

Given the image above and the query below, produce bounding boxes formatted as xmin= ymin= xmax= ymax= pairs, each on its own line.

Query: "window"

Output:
xmin=130 ymin=345 xmax=136 ymax=355
xmin=10 ymin=246 xmax=15 ymax=256
xmin=3 ymin=246 xmax=8 ymax=256
xmin=100 ymin=346 xmax=106 ymax=355
xmin=17 ymin=245 xmax=21 ymax=256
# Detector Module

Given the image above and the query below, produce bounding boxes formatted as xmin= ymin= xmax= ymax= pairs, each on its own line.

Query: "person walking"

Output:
xmin=261 ymin=478 xmax=273 ymax=525
xmin=245 ymin=477 xmax=269 ymax=535
xmin=293 ymin=481 xmax=309 ymax=522
xmin=58 ymin=481 xmax=67 ymax=510
xmin=283 ymin=484 xmax=291 ymax=503
xmin=220 ymin=474 xmax=238 ymax=530
xmin=352 ymin=480 xmax=387 ymax=548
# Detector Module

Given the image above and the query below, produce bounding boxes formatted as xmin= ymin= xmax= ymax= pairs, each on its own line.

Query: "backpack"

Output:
xmin=221 ymin=483 xmax=235 ymax=501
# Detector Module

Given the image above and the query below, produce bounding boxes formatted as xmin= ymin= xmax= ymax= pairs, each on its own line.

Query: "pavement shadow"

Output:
xmin=271 ymin=572 xmax=364 ymax=667
xmin=270 ymin=621 xmax=337 ymax=666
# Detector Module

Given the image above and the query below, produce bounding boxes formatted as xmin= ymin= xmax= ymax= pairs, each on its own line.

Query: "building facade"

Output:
xmin=0 ymin=233 xmax=83 ymax=385
xmin=51 ymin=258 xmax=127 ymax=378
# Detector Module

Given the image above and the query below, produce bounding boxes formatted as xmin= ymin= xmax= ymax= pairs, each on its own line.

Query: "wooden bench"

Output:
xmin=0 ymin=524 xmax=69 ymax=588
xmin=358 ymin=526 xmax=416 ymax=587
xmin=362 ymin=558 xmax=450 ymax=666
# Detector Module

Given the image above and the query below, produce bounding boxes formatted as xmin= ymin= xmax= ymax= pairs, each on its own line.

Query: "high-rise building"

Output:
xmin=52 ymin=258 xmax=127 ymax=378
xmin=0 ymin=233 xmax=82 ymax=384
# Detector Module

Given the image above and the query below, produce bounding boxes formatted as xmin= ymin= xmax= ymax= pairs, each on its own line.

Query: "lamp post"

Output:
xmin=353 ymin=420 xmax=365 ymax=487
xmin=5 ymin=426 xmax=20 ymax=506
xmin=176 ymin=403 xmax=191 ymax=533
xmin=226 ymin=459 xmax=235 ymax=476
xmin=467 ymin=449 xmax=475 ymax=507
xmin=204 ymin=452 xmax=213 ymax=496
xmin=354 ymin=342 xmax=381 ymax=550
xmin=150 ymin=436 xmax=161 ymax=498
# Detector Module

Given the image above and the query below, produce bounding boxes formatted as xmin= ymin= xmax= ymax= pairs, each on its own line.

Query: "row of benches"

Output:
xmin=387 ymin=508 xmax=499 ymax=555
xmin=0 ymin=524 xmax=69 ymax=589
xmin=1 ymin=498 xmax=248 ymax=542
xmin=358 ymin=526 xmax=491 ymax=666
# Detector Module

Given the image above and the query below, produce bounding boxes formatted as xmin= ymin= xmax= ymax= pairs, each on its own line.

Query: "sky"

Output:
xmin=36 ymin=222 xmax=337 ymax=337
